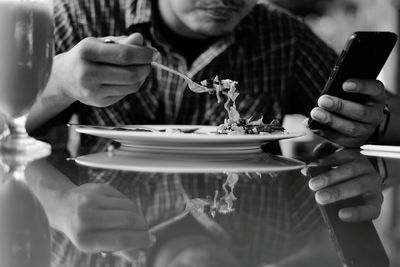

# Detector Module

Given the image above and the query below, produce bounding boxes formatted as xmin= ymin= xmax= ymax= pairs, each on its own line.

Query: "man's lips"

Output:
xmin=199 ymin=6 xmax=240 ymax=20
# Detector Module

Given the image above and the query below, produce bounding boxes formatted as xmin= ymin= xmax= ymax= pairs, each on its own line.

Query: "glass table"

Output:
xmin=1 ymin=126 xmax=399 ymax=267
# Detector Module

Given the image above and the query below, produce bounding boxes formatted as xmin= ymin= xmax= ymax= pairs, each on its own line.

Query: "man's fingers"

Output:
xmin=83 ymin=64 xmax=150 ymax=85
xmin=82 ymin=96 xmax=126 ymax=108
xmin=84 ymin=210 xmax=147 ymax=230
xmin=103 ymin=34 xmax=159 ymax=60
xmin=78 ymin=37 xmax=153 ymax=65
xmin=318 ymin=95 xmax=381 ymax=123
xmin=309 ymin=78 xmax=387 ymax=148
xmin=119 ymin=33 xmax=144 ymax=46
xmin=312 ymin=142 xmax=342 ymax=159
xmin=101 ymin=33 xmax=145 ymax=47
xmin=96 ymin=195 xmax=137 ymax=210
xmin=92 ymin=186 xmax=139 ymax=211
xmin=80 ymin=230 xmax=155 ymax=253
xmin=309 ymin=160 xmax=371 ymax=191
xmin=338 ymin=194 xmax=383 ymax=222
xmin=310 ymin=107 xmax=371 ymax=138
xmin=312 ymin=127 xmax=366 ymax=148
xmin=315 ymin=175 xmax=379 ymax=205
xmin=343 ymin=79 xmax=386 ymax=103
xmin=98 ymin=84 xmax=144 ymax=96
xmin=313 ymin=149 xmax=361 ymax=168
xmin=94 ymin=80 xmax=147 ymax=98
xmin=100 ymin=36 xmax=127 ymax=43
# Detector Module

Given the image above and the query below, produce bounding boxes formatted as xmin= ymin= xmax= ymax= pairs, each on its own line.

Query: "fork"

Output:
xmin=150 ymin=61 xmax=212 ymax=93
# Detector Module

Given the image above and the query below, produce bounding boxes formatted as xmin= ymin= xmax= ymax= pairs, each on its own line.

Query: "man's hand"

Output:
xmin=53 ymin=183 xmax=154 ymax=253
xmin=26 ymin=33 xmax=155 ymax=132
xmin=307 ymin=143 xmax=384 ymax=222
xmin=309 ymin=79 xmax=386 ymax=147
xmin=49 ymin=33 xmax=154 ymax=108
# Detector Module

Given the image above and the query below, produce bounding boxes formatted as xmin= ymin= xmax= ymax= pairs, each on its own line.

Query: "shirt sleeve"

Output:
xmin=287 ymin=22 xmax=338 ymax=116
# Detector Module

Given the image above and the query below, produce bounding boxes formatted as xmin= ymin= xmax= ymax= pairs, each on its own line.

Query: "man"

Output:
xmin=27 ymin=0 xmax=398 ymax=145
xmin=25 ymin=0 xmax=397 ymax=221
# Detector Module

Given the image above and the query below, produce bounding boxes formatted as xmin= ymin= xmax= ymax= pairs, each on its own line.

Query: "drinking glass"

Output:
xmin=0 ymin=0 xmax=53 ymax=153
xmin=0 ymin=154 xmax=51 ymax=267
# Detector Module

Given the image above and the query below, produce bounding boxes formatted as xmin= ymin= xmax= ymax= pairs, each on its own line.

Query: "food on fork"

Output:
xmin=202 ymin=76 xmax=286 ymax=135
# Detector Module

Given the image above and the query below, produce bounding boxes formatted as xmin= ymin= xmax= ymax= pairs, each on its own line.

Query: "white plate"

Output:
xmin=75 ymin=125 xmax=306 ymax=154
xmin=75 ymin=149 xmax=305 ymax=173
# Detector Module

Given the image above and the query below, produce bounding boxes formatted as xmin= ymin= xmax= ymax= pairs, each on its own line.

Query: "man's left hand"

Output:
xmin=309 ymin=79 xmax=386 ymax=147
xmin=307 ymin=144 xmax=384 ymax=222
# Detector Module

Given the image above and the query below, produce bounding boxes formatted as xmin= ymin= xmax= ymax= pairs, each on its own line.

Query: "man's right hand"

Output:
xmin=53 ymin=183 xmax=155 ymax=253
xmin=49 ymin=33 xmax=154 ymax=107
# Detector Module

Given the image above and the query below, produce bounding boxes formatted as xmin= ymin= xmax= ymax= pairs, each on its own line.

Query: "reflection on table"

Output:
xmin=33 ymin=157 xmax=321 ymax=267
xmin=1 ymin=138 xmax=399 ymax=267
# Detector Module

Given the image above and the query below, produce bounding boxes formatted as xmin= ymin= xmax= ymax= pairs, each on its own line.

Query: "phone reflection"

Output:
xmin=302 ymin=144 xmax=388 ymax=267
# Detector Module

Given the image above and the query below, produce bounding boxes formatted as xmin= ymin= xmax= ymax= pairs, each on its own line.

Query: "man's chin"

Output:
xmin=198 ymin=29 xmax=232 ymax=38
xmin=188 ymin=23 xmax=236 ymax=38
xmin=183 ymin=14 xmax=239 ymax=38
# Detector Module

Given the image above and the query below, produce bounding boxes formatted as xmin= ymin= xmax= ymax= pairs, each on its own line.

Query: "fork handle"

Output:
xmin=151 ymin=61 xmax=189 ymax=81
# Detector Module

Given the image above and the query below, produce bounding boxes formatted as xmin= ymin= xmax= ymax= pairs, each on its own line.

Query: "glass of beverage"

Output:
xmin=0 ymin=0 xmax=53 ymax=153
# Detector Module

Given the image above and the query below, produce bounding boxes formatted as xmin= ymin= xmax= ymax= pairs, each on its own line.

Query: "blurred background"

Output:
xmin=264 ymin=1 xmax=400 ymax=266
xmin=262 ymin=0 xmax=399 ymax=93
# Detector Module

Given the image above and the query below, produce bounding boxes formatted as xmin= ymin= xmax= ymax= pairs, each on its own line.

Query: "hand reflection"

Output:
xmin=0 ymin=113 xmax=7 ymax=140
xmin=54 ymin=183 xmax=155 ymax=253
xmin=307 ymin=143 xmax=383 ymax=222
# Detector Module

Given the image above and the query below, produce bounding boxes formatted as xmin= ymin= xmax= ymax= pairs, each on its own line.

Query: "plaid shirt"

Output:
xmin=47 ymin=0 xmax=338 ymax=153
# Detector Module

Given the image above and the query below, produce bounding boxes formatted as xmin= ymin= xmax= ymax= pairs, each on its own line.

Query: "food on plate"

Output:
xmin=201 ymin=76 xmax=286 ymax=135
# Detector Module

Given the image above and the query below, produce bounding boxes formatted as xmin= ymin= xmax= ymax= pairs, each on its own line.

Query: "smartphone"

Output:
xmin=308 ymin=31 xmax=397 ymax=130
xmin=307 ymin=166 xmax=389 ymax=267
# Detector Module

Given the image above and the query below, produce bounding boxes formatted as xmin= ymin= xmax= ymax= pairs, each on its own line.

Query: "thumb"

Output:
xmin=312 ymin=142 xmax=342 ymax=158
xmin=120 ymin=33 xmax=144 ymax=46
